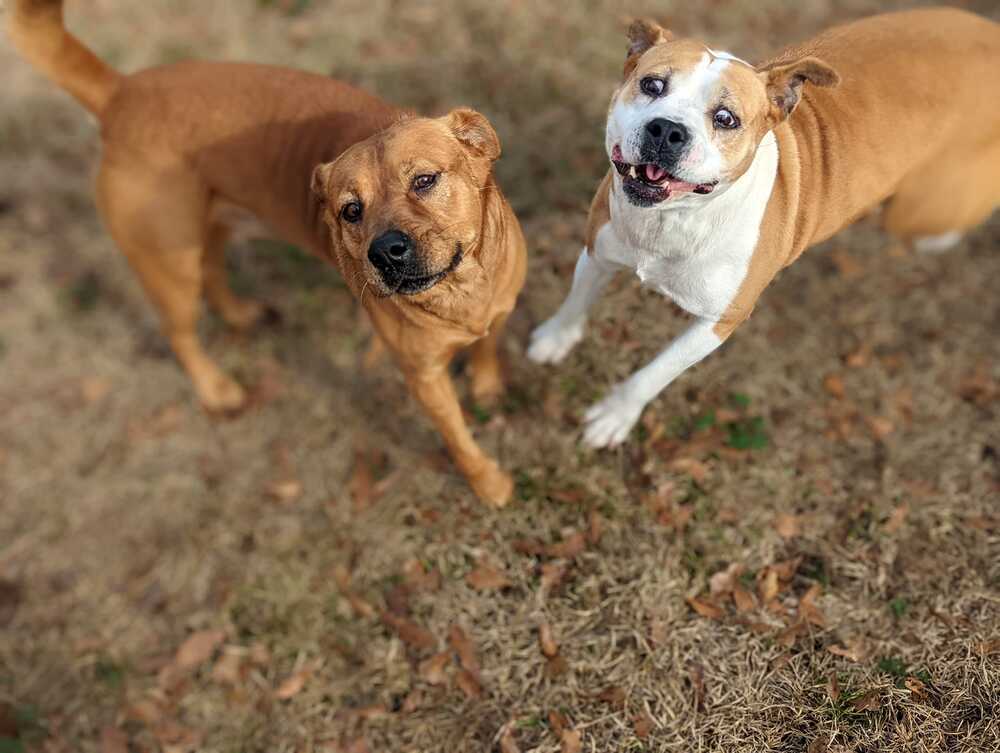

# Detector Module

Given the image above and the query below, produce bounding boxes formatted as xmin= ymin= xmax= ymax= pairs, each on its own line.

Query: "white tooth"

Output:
xmin=630 ymin=165 xmax=638 ymax=179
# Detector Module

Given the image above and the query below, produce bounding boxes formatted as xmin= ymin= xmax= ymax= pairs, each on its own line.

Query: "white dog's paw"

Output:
xmin=528 ymin=317 xmax=585 ymax=365
xmin=582 ymin=386 xmax=644 ymax=448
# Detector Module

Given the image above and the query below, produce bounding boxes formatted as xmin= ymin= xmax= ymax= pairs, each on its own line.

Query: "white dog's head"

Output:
xmin=607 ymin=20 xmax=839 ymax=208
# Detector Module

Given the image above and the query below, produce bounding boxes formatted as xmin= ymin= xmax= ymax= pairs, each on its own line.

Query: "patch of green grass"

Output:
xmin=800 ymin=555 xmax=830 ymax=587
xmin=0 ymin=739 xmax=25 ymax=753
xmin=725 ymin=416 xmax=769 ymax=450
xmin=877 ymin=655 xmax=908 ymax=679
xmin=889 ymin=597 xmax=909 ymax=619
xmin=94 ymin=657 xmax=125 ymax=691
xmin=728 ymin=392 xmax=752 ymax=409
xmin=63 ymin=271 xmax=101 ymax=313
xmin=693 ymin=409 xmax=716 ymax=431
xmin=516 ymin=716 xmax=545 ymax=729
xmin=515 ymin=470 xmax=538 ymax=502
xmin=470 ymin=404 xmax=492 ymax=424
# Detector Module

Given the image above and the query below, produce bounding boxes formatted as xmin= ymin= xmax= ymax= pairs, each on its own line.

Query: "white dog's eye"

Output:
xmin=639 ymin=77 xmax=667 ymax=98
xmin=412 ymin=173 xmax=439 ymax=192
xmin=713 ymin=108 xmax=740 ymax=129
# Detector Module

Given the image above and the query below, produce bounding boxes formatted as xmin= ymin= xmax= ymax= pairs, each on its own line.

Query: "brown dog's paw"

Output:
xmin=199 ymin=374 xmax=248 ymax=417
xmin=468 ymin=462 xmax=514 ymax=508
xmin=470 ymin=373 xmax=505 ymax=407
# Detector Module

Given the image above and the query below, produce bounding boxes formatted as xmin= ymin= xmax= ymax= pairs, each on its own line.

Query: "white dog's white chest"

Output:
xmin=604 ymin=130 xmax=780 ymax=320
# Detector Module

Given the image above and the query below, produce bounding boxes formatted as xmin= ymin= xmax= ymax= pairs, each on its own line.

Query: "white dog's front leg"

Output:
xmin=583 ymin=317 xmax=724 ymax=448
xmin=528 ymin=248 xmax=619 ymax=364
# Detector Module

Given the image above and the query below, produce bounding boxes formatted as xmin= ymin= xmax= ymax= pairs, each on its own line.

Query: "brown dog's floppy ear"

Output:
xmin=311 ymin=162 xmax=333 ymax=205
xmin=759 ymin=56 xmax=840 ymax=122
xmin=624 ymin=19 xmax=672 ymax=76
xmin=445 ymin=108 xmax=501 ymax=163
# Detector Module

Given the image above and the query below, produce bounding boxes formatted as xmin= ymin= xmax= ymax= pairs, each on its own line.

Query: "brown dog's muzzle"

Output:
xmin=368 ymin=229 xmax=462 ymax=295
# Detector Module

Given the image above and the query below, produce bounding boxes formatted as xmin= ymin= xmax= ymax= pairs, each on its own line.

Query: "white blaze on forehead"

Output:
xmin=706 ymin=47 xmax=752 ymax=68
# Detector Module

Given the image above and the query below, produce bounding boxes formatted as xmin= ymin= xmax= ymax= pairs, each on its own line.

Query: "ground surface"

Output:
xmin=0 ymin=1 xmax=998 ymax=752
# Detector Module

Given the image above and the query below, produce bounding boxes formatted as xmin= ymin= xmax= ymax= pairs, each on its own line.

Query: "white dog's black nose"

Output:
xmin=369 ymin=229 xmax=415 ymax=270
xmin=645 ymin=118 xmax=689 ymax=156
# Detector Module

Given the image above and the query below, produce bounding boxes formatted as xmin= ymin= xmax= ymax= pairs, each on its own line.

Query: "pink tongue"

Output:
xmin=645 ymin=164 xmax=668 ymax=182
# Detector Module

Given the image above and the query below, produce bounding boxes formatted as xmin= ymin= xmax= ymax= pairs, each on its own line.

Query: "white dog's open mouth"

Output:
xmin=611 ymin=145 xmax=716 ymax=201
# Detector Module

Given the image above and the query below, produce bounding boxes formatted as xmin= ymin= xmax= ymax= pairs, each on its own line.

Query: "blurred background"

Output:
xmin=1 ymin=2 xmax=998 ymax=752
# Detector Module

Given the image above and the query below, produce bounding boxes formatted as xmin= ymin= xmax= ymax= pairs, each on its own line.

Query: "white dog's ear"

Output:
xmin=311 ymin=162 xmax=333 ymax=204
xmin=759 ymin=56 xmax=840 ymax=122
xmin=624 ymin=19 xmax=672 ymax=76
xmin=444 ymin=108 xmax=501 ymax=163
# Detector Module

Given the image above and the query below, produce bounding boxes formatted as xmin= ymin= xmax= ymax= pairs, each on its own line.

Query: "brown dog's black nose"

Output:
xmin=368 ymin=230 xmax=415 ymax=277
xmin=644 ymin=118 xmax=689 ymax=158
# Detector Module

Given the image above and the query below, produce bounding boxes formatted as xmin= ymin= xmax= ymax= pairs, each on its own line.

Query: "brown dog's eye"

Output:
xmin=412 ymin=173 xmax=439 ymax=192
xmin=340 ymin=201 xmax=363 ymax=223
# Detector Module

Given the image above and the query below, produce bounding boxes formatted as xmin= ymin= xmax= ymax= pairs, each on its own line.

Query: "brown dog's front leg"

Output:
xmin=469 ymin=313 xmax=509 ymax=405
xmin=404 ymin=364 xmax=513 ymax=507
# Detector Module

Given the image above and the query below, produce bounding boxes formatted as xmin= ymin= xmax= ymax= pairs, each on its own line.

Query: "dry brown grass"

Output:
xmin=1 ymin=1 xmax=998 ymax=752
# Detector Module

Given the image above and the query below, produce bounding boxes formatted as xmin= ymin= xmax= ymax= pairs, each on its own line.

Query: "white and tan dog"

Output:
xmin=530 ymin=8 xmax=1000 ymax=447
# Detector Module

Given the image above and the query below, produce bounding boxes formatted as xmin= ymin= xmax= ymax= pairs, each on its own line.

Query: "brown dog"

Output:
xmin=9 ymin=0 xmax=526 ymax=505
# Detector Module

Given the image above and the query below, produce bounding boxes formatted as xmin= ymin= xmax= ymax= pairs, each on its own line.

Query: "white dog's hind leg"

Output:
xmin=913 ymin=230 xmax=963 ymax=254
xmin=583 ymin=317 xmax=724 ymax=448
xmin=528 ymin=248 xmax=619 ymax=364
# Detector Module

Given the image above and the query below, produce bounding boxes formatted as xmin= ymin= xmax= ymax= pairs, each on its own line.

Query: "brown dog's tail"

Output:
xmin=7 ymin=0 xmax=120 ymax=116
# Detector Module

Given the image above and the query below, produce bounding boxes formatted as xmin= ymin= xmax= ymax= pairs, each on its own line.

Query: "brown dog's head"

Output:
xmin=312 ymin=109 xmax=501 ymax=300
xmin=608 ymin=19 xmax=839 ymax=207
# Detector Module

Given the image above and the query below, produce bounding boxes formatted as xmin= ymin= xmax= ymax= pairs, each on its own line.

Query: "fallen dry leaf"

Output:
xmin=545 ymin=654 xmax=569 ymax=678
xmin=799 ymin=584 xmax=826 ymax=627
xmin=774 ymin=513 xmax=801 ymax=540
xmin=560 ymin=728 xmax=582 ymax=753
xmin=332 ymin=565 xmax=376 ymax=620
xmin=771 ymin=557 xmax=803 ymax=581
xmin=830 ymin=248 xmax=863 ymax=279
xmin=597 ymin=685 xmax=626 ymax=708
xmin=81 ymin=376 xmax=112 ymax=404
xmin=211 ymin=648 xmax=244 ymax=685
xmin=827 ymin=642 xmax=865 ymax=662
xmin=709 ymin=563 xmax=742 ymax=596
xmin=776 ymin=621 xmax=807 ymax=648
xmin=498 ymin=724 xmax=521 ymax=753
xmin=587 ymin=509 xmax=604 ymax=545
xmin=686 ymin=595 xmax=724 ymax=620
xmin=844 ymin=344 xmax=872 ymax=368
xmin=456 ymin=669 xmax=483 ymax=699
xmin=100 ymin=726 xmax=128 ymax=753
xmin=866 ymin=416 xmax=894 ymax=440
xmin=174 ymin=629 xmax=225 ymax=670
xmin=548 ymin=710 xmax=568 ymax=736
xmin=380 ymin=611 xmax=436 ymax=651
xmin=466 ymin=565 xmax=511 ymax=591
xmin=851 ymin=689 xmax=881 ymax=712
xmin=540 ymin=562 xmax=569 ymax=593
xmin=688 ymin=662 xmax=706 ymax=712
xmin=538 ymin=623 xmax=559 ymax=658
xmin=759 ymin=570 xmax=780 ymax=603
xmin=732 ymin=585 xmax=756 ymax=613
xmin=448 ymin=625 xmax=480 ymax=677
xmin=403 ymin=559 xmax=442 ymax=593
xmin=418 ymin=651 xmax=451 ymax=687
xmin=125 ymin=698 xmax=164 ymax=726
xmin=905 ymin=676 xmax=927 ymax=700
xmin=669 ymin=457 xmax=710 ymax=484
xmin=275 ymin=660 xmax=318 ymax=699
xmin=266 ymin=479 xmax=302 ymax=504
xmin=632 ymin=711 xmax=654 ymax=739
xmin=827 ymin=672 xmax=841 ymax=703
xmin=822 ymin=373 xmax=846 ymax=399
xmin=545 ymin=531 xmax=586 ymax=559
xmin=884 ymin=504 xmax=909 ymax=534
